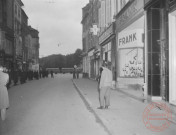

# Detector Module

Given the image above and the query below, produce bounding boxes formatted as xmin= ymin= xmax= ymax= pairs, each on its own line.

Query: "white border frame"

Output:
xmin=169 ymin=11 xmax=176 ymax=105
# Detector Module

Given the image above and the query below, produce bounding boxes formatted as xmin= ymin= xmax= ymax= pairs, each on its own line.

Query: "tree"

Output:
xmin=74 ymin=49 xmax=82 ymax=66
xmin=39 ymin=48 xmax=83 ymax=68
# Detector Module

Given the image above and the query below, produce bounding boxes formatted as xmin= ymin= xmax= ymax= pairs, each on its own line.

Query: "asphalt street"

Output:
xmin=0 ymin=74 xmax=108 ymax=135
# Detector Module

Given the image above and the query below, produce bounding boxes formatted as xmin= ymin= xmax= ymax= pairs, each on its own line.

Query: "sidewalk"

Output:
xmin=72 ymin=78 xmax=176 ymax=135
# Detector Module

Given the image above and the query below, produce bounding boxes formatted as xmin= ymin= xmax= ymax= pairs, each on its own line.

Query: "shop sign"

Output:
xmin=116 ymin=0 xmax=144 ymax=28
xmin=118 ymin=29 xmax=144 ymax=49
xmin=90 ymin=24 xmax=100 ymax=35
xmin=99 ymin=24 xmax=114 ymax=45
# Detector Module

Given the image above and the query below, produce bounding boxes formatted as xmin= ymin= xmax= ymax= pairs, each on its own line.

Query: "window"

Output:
xmin=103 ymin=42 xmax=111 ymax=62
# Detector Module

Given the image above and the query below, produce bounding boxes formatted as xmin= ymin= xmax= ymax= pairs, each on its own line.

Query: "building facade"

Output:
xmin=13 ymin=0 xmax=24 ymax=70
xmin=81 ymin=2 xmax=90 ymax=78
xmin=99 ymin=0 xmax=117 ymax=80
xmin=116 ymin=0 xmax=145 ymax=88
xmin=81 ymin=0 xmax=100 ymax=79
xmin=0 ymin=0 xmax=40 ymax=74
xmin=144 ymin=0 xmax=176 ymax=106
xmin=29 ymin=26 xmax=40 ymax=71
xmin=82 ymin=0 xmax=176 ymax=111
xmin=21 ymin=9 xmax=29 ymax=71
xmin=0 ymin=0 xmax=14 ymax=70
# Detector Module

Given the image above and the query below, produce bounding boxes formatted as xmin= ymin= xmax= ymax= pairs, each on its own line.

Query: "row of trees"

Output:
xmin=39 ymin=49 xmax=82 ymax=69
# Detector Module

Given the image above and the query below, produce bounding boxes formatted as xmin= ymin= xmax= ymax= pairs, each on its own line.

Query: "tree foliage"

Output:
xmin=39 ymin=49 xmax=82 ymax=69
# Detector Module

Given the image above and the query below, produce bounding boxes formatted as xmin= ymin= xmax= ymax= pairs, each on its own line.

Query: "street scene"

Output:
xmin=1 ymin=0 xmax=176 ymax=135
xmin=0 ymin=74 xmax=108 ymax=135
xmin=0 ymin=74 xmax=176 ymax=135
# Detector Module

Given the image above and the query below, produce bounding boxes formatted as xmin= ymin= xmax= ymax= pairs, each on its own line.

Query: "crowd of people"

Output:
xmin=6 ymin=69 xmax=53 ymax=89
xmin=1 ymin=62 xmax=113 ymax=121
xmin=0 ymin=66 xmax=55 ymax=121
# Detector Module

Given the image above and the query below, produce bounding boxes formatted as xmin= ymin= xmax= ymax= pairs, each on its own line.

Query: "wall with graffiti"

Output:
xmin=119 ymin=48 xmax=143 ymax=77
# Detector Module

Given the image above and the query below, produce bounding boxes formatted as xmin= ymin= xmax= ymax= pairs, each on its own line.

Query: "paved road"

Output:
xmin=0 ymin=74 xmax=108 ymax=135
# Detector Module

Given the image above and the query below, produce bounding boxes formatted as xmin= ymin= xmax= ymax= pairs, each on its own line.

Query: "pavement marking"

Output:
xmin=72 ymin=79 xmax=112 ymax=135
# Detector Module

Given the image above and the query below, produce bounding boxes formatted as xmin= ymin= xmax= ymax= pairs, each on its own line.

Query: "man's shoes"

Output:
xmin=97 ymin=106 xmax=104 ymax=109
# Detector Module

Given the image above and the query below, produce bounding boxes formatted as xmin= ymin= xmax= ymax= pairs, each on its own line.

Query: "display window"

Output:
xmin=119 ymin=48 xmax=143 ymax=77
xmin=103 ymin=42 xmax=111 ymax=62
xmin=118 ymin=28 xmax=144 ymax=78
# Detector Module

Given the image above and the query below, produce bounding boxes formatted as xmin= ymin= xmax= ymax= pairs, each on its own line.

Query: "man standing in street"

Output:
xmin=98 ymin=61 xmax=112 ymax=109
xmin=50 ymin=70 xmax=54 ymax=78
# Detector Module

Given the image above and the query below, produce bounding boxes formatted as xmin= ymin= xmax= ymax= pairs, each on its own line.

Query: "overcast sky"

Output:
xmin=22 ymin=0 xmax=89 ymax=57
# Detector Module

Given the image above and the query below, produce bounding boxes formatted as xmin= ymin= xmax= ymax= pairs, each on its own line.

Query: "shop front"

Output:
xmin=144 ymin=0 xmax=169 ymax=101
xmin=118 ymin=29 xmax=144 ymax=81
xmin=99 ymin=23 xmax=116 ymax=77
xmin=116 ymin=0 xmax=145 ymax=92
xmin=169 ymin=0 xmax=176 ymax=105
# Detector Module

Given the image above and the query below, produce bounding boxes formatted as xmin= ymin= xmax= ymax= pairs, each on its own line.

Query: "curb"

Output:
xmin=72 ymin=79 xmax=113 ymax=135
xmin=115 ymin=88 xmax=146 ymax=103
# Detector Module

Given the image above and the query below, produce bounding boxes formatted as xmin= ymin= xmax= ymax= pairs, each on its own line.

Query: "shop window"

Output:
xmin=103 ymin=42 xmax=112 ymax=62
xmin=119 ymin=48 xmax=144 ymax=77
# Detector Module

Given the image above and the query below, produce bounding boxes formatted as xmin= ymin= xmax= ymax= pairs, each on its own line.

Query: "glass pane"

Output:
xmin=119 ymin=48 xmax=144 ymax=77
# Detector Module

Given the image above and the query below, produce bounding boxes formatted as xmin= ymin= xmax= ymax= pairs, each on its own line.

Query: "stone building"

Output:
xmin=13 ymin=0 xmax=24 ymax=70
xmin=28 ymin=26 xmax=40 ymax=70
xmin=98 ymin=0 xmax=118 ymax=81
xmin=21 ymin=9 xmax=29 ymax=71
xmin=81 ymin=2 xmax=91 ymax=78
xmin=81 ymin=0 xmax=100 ymax=78
xmin=0 ymin=0 xmax=14 ymax=70
xmin=0 ymin=0 xmax=40 ymax=73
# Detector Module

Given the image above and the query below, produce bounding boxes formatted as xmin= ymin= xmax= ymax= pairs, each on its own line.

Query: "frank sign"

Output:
xmin=118 ymin=29 xmax=144 ymax=49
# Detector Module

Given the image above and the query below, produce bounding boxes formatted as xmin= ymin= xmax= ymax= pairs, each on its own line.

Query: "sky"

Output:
xmin=22 ymin=0 xmax=89 ymax=57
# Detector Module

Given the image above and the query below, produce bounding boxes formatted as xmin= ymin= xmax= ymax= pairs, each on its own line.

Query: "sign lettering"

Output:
xmin=99 ymin=24 xmax=114 ymax=44
xmin=118 ymin=29 xmax=144 ymax=48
